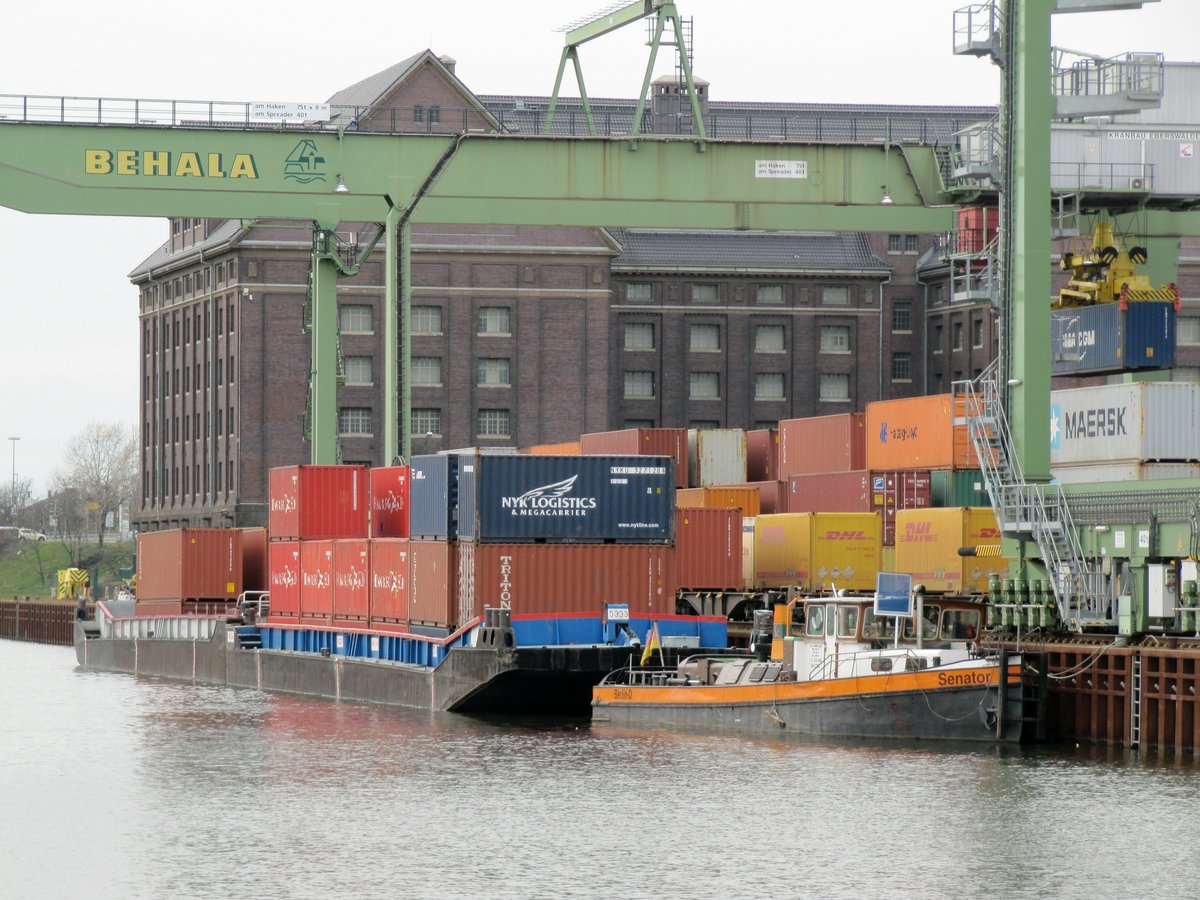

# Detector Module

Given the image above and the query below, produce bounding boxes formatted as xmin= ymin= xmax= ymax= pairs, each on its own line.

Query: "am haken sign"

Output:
xmin=755 ymin=159 xmax=807 ymax=179
xmin=250 ymin=101 xmax=331 ymax=122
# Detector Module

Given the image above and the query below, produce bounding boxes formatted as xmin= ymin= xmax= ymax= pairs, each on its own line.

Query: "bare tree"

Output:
xmin=1 ymin=476 xmax=33 ymax=523
xmin=53 ymin=422 xmax=137 ymax=547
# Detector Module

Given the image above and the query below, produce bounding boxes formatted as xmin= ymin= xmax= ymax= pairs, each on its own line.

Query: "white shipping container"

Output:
xmin=1050 ymin=382 xmax=1200 ymax=465
xmin=687 ymin=429 xmax=747 ymax=487
xmin=1051 ymin=462 xmax=1200 ymax=485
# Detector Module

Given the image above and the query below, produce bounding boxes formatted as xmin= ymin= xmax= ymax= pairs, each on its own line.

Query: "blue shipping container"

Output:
xmin=468 ymin=455 xmax=676 ymax=543
xmin=1051 ymin=302 xmax=1175 ymax=376
xmin=409 ymin=455 xmax=458 ymax=540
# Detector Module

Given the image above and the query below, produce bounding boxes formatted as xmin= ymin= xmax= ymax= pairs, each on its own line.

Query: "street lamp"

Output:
xmin=7 ymin=436 xmax=18 ymax=518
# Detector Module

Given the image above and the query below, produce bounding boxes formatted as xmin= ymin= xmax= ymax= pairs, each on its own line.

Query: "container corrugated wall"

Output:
xmin=778 ymin=413 xmax=866 ymax=478
xmin=268 ymin=541 xmax=301 ymax=619
xmin=865 ymin=395 xmax=974 ymax=470
xmin=1050 ymin=382 xmax=1200 ymax=465
xmin=753 ymin=512 xmax=881 ymax=592
xmin=409 ymin=540 xmax=454 ymax=628
xmin=675 ymin=507 xmax=742 ymax=590
xmin=369 ymin=466 xmax=410 ymax=538
xmin=409 ymin=455 xmax=458 ymax=540
xmin=136 ymin=529 xmax=243 ymax=602
xmin=268 ymin=465 xmax=369 ymax=541
xmin=300 ymin=540 xmax=334 ymax=620
xmin=675 ymin=486 xmax=761 ymax=517
xmin=893 ymin=507 xmax=1007 ymax=594
xmin=687 ymin=429 xmax=747 ymax=487
xmin=524 ymin=441 xmax=582 ymax=455
xmin=787 ymin=471 xmax=873 ymax=514
xmin=930 ymin=469 xmax=989 ymax=508
xmin=369 ymin=538 xmax=409 ymax=627
xmin=332 ymin=539 xmax=370 ymax=622
xmin=1051 ymin=302 xmax=1175 ymax=376
xmin=580 ymin=428 xmax=689 ymax=488
xmin=242 ymin=528 xmax=268 ymax=593
xmin=746 ymin=429 xmax=779 ymax=481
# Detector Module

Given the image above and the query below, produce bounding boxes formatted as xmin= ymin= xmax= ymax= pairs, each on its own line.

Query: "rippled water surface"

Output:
xmin=2 ymin=641 xmax=1197 ymax=899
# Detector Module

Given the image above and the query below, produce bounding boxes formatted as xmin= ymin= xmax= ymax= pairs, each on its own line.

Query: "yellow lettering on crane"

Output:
xmin=116 ymin=150 xmax=138 ymax=176
xmin=228 ymin=154 xmax=258 ymax=179
xmin=85 ymin=149 xmax=113 ymax=174
xmin=206 ymin=153 xmax=225 ymax=178
xmin=145 ymin=151 xmax=169 ymax=176
xmin=175 ymin=153 xmax=203 ymax=177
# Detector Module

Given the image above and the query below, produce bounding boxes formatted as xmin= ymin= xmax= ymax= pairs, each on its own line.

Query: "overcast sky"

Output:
xmin=1 ymin=0 xmax=1196 ymax=495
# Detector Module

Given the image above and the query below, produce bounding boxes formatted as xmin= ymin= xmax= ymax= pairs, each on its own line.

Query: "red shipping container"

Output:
xmin=787 ymin=470 xmax=932 ymax=545
xmin=409 ymin=540 xmax=456 ymax=628
xmin=369 ymin=466 xmax=410 ymax=538
xmin=778 ymin=414 xmax=866 ymax=479
xmin=873 ymin=470 xmax=933 ymax=546
xmin=136 ymin=529 xmax=243 ymax=602
xmin=676 ymin=508 xmax=742 ymax=590
xmin=332 ymin=539 xmax=371 ymax=621
xmin=268 ymin=541 xmax=302 ymax=618
xmin=242 ymin=527 xmax=268 ymax=593
xmin=269 ymin=465 xmax=369 ymax=541
xmin=300 ymin=540 xmax=334 ymax=620
xmin=580 ymin=428 xmax=689 ymax=488
xmin=746 ymin=429 xmax=779 ymax=481
xmin=957 ymin=205 xmax=999 ymax=254
xmin=369 ymin=539 xmax=410 ymax=626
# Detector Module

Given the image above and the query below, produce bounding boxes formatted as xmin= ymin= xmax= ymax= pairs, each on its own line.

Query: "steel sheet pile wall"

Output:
xmin=1051 ymin=302 xmax=1176 ymax=376
xmin=580 ymin=428 xmax=688 ymax=487
xmin=136 ymin=529 xmax=244 ymax=604
xmin=687 ymin=429 xmax=747 ymax=487
xmin=0 ymin=601 xmax=79 ymax=645
xmin=752 ymin=512 xmax=881 ymax=592
xmin=1050 ymin=382 xmax=1200 ymax=467
xmin=893 ymin=507 xmax=1007 ymax=594
xmin=778 ymin=413 xmax=865 ymax=478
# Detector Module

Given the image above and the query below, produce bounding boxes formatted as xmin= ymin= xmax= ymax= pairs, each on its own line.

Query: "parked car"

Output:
xmin=18 ymin=528 xmax=47 ymax=542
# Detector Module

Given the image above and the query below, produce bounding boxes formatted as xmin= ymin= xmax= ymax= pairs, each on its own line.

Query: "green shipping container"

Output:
xmin=930 ymin=469 xmax=989 ymax=508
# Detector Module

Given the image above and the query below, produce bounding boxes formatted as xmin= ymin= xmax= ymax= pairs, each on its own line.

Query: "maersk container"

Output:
xmin=369 ymin=466 xmax=410 ymax=539
xmin=462 ymin=455 xmax=675 ymax=543
xmin=268 ymin=465 xmax=369 ymax=541
xmin=1050 ymin=382 xmax=1200 ymax=465
xmin=300 ymin=540 xmax=334 ymax=620
xmin=676 ymin=507 xmax=742 ymax=590
xmin=864 ymin=395 xmax=975 ymax=471
xmin=930 ymin=469 xmax=989 ymax=508
xmin=893 ymin=507 xmax=1008 ymax=595
xmin=746 ymin=428 xmax=779 ymax=481
xmin=676 ymin=486 xmax=761 ymax=517
xmin=332 ymin=539 xmax=371 ymax=622
xmin=752 ymin=512 xmax=881 ymax=592
xmin=268 ymin=541 xmax=301 ymax=619
xmin=778 ymin=413 xmax=866 ymax=478
xmin=687 ymin=428 xmax=747 ymax=487
xmin=368 ymin=538 xmax=409 ymax=628
xmin=409 ymin=539 xmax=455 ymax=628
xmin=408 ymin=454 xmax=458 ymax=540
xmin=136 ymin=528 xmax=244 ymax=602
xmin=1051 ymin=302 xmax=1175 ymax=376
xmin=580 ymin=428 xmax=689 ymax=488
xmin=1051 ymin=462 xmax=1200 ymax=485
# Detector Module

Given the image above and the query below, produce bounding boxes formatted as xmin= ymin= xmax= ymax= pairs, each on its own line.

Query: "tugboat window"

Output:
xmin=904 ymin=604 xmax=940 ymax=640
xmin=806 ymin=606 xmax=825 ymax=637
xmin=940 ymin=609 xmax=981 ymax=641
xmin=862 ymin=608 xmax=888 ymax=640
xmin=837 ymin=606 xmax=858 ymax=638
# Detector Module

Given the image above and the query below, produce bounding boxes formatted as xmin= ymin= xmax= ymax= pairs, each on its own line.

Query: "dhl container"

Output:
xmin=864 ymin=394 xmax=976 ymax=471
xmin=752 ymin=512 xmax=881 ymax=592
xmin=778 ymin=413 xmax=866 ymax=478
xmin=242 ymin=528 xmax=268 ymax=593
xmin=409 ymin=454 xmax=458 ymax=540
xmin=332 ymin=539 xmax=371 ymax=622
xmin=893 ymin=507 xmax=1007 ymax=595
xmin=742 ymin=518 xmax=756 ymax=591
xmin=746 ymin=429 xmax=779 ymax=481
xmin=268 ymin=541 xmax=301 ymax=619
xmin=786 ymin=470 xmax=930 ymax=545
xmin=930 ymin=469 xmax=988 ymax=508
xmin=454 ymin=543 xmax=677 ymax=625
xmin=873 ymin=471 xmax=933 ymax=546
xmin=687 ymin=428 xmax=747 ymax=487
xmin=1049 ymin=382 xmax=1200 ymax=466
xmin=300 ymin=540 xmax=334 ymax=620
xmin=268 ymin=465 xmax=369 ymax=541
xmin=580 ymin=428 xmax=689 ymax=488
xmin=409 ymin=539 xmax=455 ymax=628
xmin=676 ymin=486 xmax=761 ymax=517
xmin=136 ymin=528 xmax=243 ymax=602
xmin=369 ymin=538 xmax=410 ymax=627
xmin=881 ymin=545 xmax=896 ymax=574
xmin=957 ymin=205 xmax=999 ymax=254
xmin=524 ymin=441 xmax=582 ymax=455
xmin=675 ymin=507 xmax=742 ymax=590
xmin=1051 ymin=461 xmax=1200 ymax=485
xmin=369 ymin=466 xmax=410 ymax=538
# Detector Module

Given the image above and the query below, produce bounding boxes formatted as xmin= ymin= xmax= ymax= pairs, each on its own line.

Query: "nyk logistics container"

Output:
xmin=675 ymin=507 xmax=742 ymax=590
xmin=778 ymin=413 xmax=866 ymax=478
xmin=1049 ymin=382 xmax=1200 ymax=465
xmin=409 ymin=454 xmax=458 ymax=540
xmin=268 ymin=465 xmax=369 ymax=541
xmin=865 ymin=395 xmax=975 ymax=471
xmin=136 ymin=528 xmax=244 ymax=603
xmin=752 ymin=512 xmax=881 ymax=592
xmin=1051 ymin=302 xmax=1175 ymax=377
xmin=300 ymin=540 xmax=334 ymax=620
xmin=676 ymin=486 xmax=761 ymax=517
xmin=580 ymin=428 xmax=689 ymax=488
xmin=268 ymin=541 xmax=301 ymax=620
xmin=368 ymin=538 xmax=409 ymax=629
xmin=369 ymin=466 xmax=410 ymax=538
xmin=458 ymin=455 xmax=675 ymax=543
xmin=893 ymin=507 xmax=1007 ymax=595
xmin=332 ymin=539 xmax=371 ymax=623
xmin=687 ymin=428 xmax=747 ymax=487
xmin=746 ymin=428 xmax=779 ymax=481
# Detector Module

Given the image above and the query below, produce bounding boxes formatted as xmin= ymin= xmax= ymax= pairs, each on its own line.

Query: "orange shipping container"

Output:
xmin=524 ymin=441 xmax=582 ymax=455
xmin=864 ymin=394 xmax=976 ymax=471
xmin=893 ymin=507 xmax=1008 ymax=595
xmin=675 ymin=487 xmax=761 ymax=517
xmin=752 ymin=512 xmax=881 ymax=592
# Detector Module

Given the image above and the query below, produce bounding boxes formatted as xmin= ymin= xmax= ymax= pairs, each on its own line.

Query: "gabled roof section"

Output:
xmin=607 ymin=228 xmax=891 ymax=275
xmin=128 ymin=219 xmax=247 ymax=280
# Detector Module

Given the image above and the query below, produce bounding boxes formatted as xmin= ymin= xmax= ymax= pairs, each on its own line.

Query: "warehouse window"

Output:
xmin=626 ymin=282 xmax=652 ymax=302
xmin=1178 ymin=317 xmax=1200 ymax=345
xmin=691 ymin=283 xmax=718 ymax=303
xmin=820 ymin=325 xmax=850 ymax=353
xmin=478 ymin=358 xmax=511 ymax=387
xmin=690 ymin=324 xmax=720 ymax=351
xmin=972 ymin=318 xmax=984 ymax=348
xmin=953 ymin=321 xmax=964 ymax=351
xmin=755 ymin=372 xmax=785 ymax=400
xmin=339 ymin=407 xmax=372 ymax=435
xmin=892 ymin=302 xmax=912 ymax=332
xmin=413 ymin=105 xmax=424 ymax=123
xmin=624 ymin=419 xmax=655 ymax=428
xmin=412 ymin=306 xmax=443 ymax=334
xmin=689 ymin=420 xmax=720 ymax=429
xmin=428 ymin=105 xmax=441 ymax=124
xmin=819 ymin=373 xmax=850 ymax=401
xmin=822 ymin=285 xmax=849 ymax=306
xmin=755 ymin=324 xmax=785 ymax=352
xmin=477 ymin=307 xmax=511 ymax=335
xmin=411 ymin=356 xmax=442 ymax=386
xmin=756 ymin=285 xmax=784 ymax=305
xmin=625 ymin=371 xmax=655 ymax=399
xmin=624 ymin=323 xmax=655 ymax=350
xmin=343 ymin=356 xmax=372 ymax=385
xmin=339 ymin=304 xmax=372 ymax=333
xmin=477 ymin=409 xmax=510 ymax=438
xmin=689 ymin=372 xmax=720 ymax=400
xmin=412 ymin=408 xmax=441 ymax=436
xmin=892 ymin=352 xmax=912 ymax=382
xmin=888 ymin=234 xmax=902 ymax=254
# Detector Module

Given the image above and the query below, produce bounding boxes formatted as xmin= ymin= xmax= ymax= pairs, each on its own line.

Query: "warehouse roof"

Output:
xmin=607 ymin=228 xmax=890 ymax=274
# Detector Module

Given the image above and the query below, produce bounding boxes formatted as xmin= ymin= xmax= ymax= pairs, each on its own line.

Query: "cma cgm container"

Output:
xmin=332 ymin=539 xmax=371 ymax=622
xmin=746 ymin=428 xmax=779 ymax=481
xmin=752 ymin=512 xmax=881 ymax=592
xmin=136 ymin=529 xmax=244 ymax=602
xmin=580 ymin=428 xmax=689 ymax=488
xmin=455 ymin=542 xmax=677 ymax=625
xmin=676 ymin=486 xmax=761 ymax=517
xmin=1050 ymin=382 xmax=1200 ymax=465
xmin=300 ymin=540 xmax=334 ymax=620
xmin=408 ymin=539 xmax=455 ymax=629
xmin=268 ymin=541 xmax=301 ymax=620
xmin=893 ymin=507 xmax=1007 ymax=595
xmin=1051 ymin=302 xmax=1175 ymax=376
xmin=778 ymin=413 xmax=866 ymax=479
xmin=268 ymin=465 xmax=369 ymax=541
xmin=865 ymin=395 xmax=975 ymax=471
xmin=460 ymin=455 xmax=675 ymax=543
xmin=409 ymin=454 xmax=458 ymax=540
xmin=687 ymin=428 xmax=747 ymax=487
xmin=369 ymin=538 xmax=410 ymax=628
xmin=675 ymin=507 xmax=742 ymax=590
xmin=369 ymin=466 xmax=410 ymax=538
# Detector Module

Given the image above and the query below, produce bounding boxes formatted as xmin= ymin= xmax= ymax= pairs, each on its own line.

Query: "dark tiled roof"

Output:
xmin=326 ymin=51 xmax=426 ymax=108
xmin=129 ymin=219 xmax=246 ymax=278
xmin=608 ymin=228 xmax=890 ymax=274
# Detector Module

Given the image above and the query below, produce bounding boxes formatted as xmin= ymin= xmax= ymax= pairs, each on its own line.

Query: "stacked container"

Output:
xmin=674 ymin=507 xmax=742 ymax=590
xmin=752 ymin=512 xmax=881 ymax=592
xmin=369 ymin=465 xmax=410 ymax=539
xmin=580 ymin=427 xmax=689 ymax=488
xmin=786 ymin=470 xmax=931 ymax=545
xmin=864 ymin=394 xmax=975 ymax=471
xmin=1049 ymin=382 xmax=1200 ymax=467
xmin=136 ymin=528 xmax=245 ymax=607
xmin=778 ymin=413 xmax=865 ymax=480
xmin=687 ymin=428 xmax=747 ymax=487
xmin=893 ymin=507 xmax=1008 ymax=595
xmin=746 ymin=428 xmax=779 ymax=481
xmin=676 ymin=486 xmax=761 ymax=518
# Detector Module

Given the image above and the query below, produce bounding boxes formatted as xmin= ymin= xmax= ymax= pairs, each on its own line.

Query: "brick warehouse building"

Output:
xmin=131 ymin=51 xmax=1200 ymax=531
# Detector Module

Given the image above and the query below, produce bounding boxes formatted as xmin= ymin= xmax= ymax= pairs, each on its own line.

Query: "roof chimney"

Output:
xmin=439 ymin=54 xmax=457 ymax=75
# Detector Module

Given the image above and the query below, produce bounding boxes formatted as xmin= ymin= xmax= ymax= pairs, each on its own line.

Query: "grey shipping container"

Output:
xmin=466 ymin=455 xmax=675 ymax=543
xmin=687 ymin=428 xmax=747 ymax=487
xmin=1051 ymin=302 xmax=1175 ymax=376
xmin=1051 ymin=462 xmax=1200 ymax=485
xmin=409 ymin=454 xmax=458 ymax=540
xmin=1050 ymin=382 xmax=1200 ymax=465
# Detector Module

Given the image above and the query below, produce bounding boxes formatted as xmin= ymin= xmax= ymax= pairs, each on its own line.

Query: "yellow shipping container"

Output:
xmin=752 ymin=512 xmax=881 ymax=592
xmin=893 ymin=507 xmax=1008 ymax=595
xmin=880 ymin=545 xmax=896 ymax=574
xmin=676 ymin=487 xmax=761 ymax=517
xmin=742 ymin=517 xmax=756 ymax=591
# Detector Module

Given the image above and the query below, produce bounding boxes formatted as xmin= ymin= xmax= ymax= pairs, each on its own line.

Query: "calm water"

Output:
xmin=2 ymin=641 xmax=1197 ymax=900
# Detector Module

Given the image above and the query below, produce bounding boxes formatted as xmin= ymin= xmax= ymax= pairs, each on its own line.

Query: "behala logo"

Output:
xmin=500 ymin=475 xmax=597 ymax=517
xmin=283 ymin=139 xmax=326 ymax=184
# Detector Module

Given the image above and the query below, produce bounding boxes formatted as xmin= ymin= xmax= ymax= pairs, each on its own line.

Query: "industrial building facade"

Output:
xmin=132 ymin=51 xmax=1200 ymax=531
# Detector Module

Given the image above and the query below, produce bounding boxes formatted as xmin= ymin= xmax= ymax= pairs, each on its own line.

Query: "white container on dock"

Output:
xmin=1049 ymin=382 xmax=1200 ymax=466
xmin=687 ymin=428 xmax=747 ymax=487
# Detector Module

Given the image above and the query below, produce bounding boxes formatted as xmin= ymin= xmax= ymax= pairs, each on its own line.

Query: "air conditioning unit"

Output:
xmin=1129 ymin=176 xmax=1147 ymax=190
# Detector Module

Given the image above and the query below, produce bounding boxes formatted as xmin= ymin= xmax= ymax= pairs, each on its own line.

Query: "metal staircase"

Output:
xmin=953 ymin=367 xmax=1108 ymax=630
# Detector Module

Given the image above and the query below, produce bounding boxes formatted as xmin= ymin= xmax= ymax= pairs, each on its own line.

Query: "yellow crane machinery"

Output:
xmin=56 ymin=568 xmax=89 ymax=600
xmin=1054 ymin=220 xmax=1179 ymax=309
